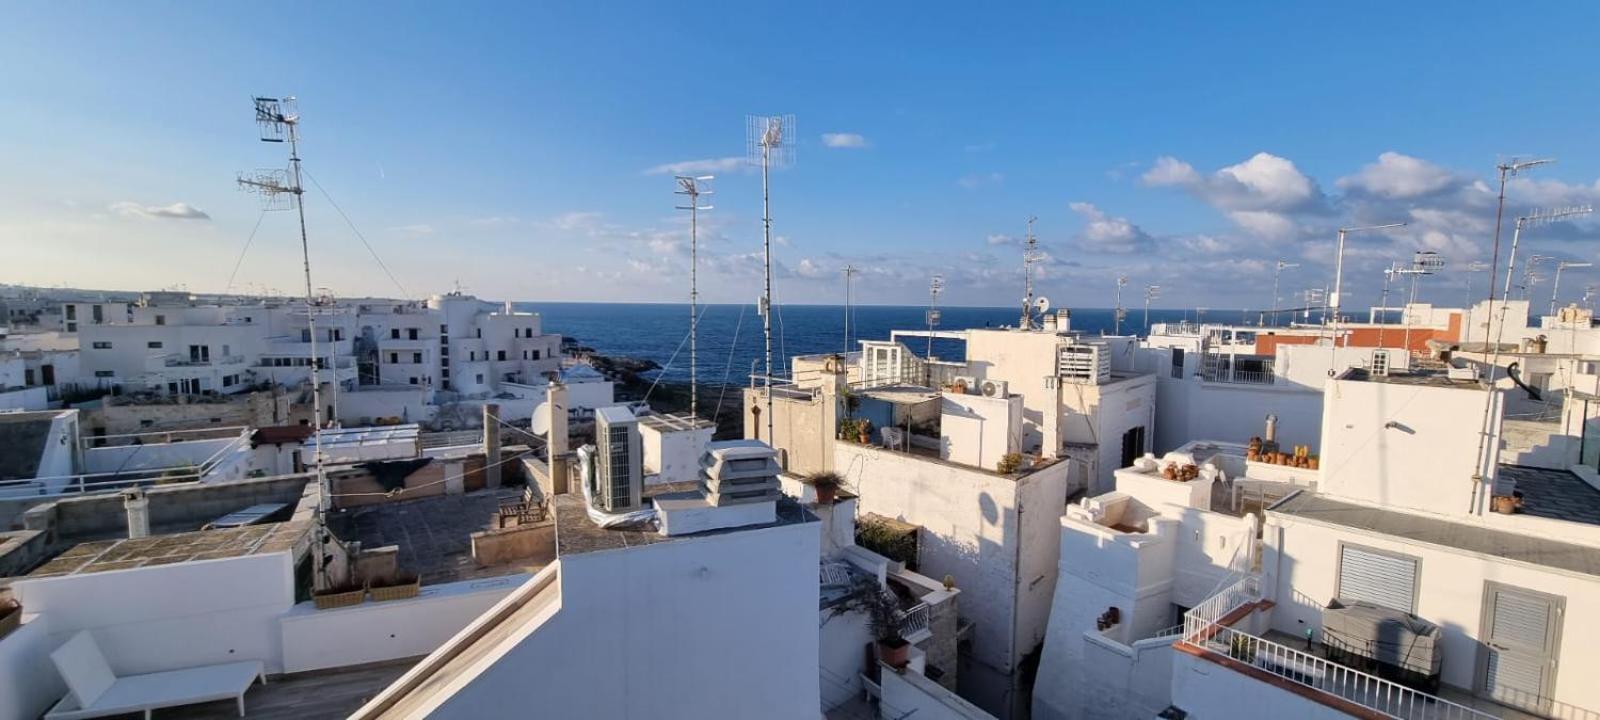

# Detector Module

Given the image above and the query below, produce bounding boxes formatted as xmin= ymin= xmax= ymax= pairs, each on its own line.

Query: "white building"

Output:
xmin=1038 ymin=359 xmax=1600 ymax=720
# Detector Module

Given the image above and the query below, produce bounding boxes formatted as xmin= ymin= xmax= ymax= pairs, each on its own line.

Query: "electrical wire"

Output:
xmin=223 ymin=208 xmax=269 ymax=295
xmin=301 ymin=169 xmax=413 ymax=300
xmin=712 ymin=302 xmax=749 ymax=421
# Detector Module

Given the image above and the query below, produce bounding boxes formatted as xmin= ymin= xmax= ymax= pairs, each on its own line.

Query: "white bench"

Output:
xmin=46 ymin=631 xmax=265 ymax=719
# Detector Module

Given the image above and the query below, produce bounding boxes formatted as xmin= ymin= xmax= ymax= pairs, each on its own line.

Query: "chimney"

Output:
xmin=483 ymin=403 xmax=502 ymax=489
xmin=122 ymin=487 xmax=150 ymax=539
xmin=546 ymin=382 xmax=570 ymax=494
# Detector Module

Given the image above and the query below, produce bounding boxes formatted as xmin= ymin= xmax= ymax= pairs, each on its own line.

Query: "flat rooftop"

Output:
xmin=1498 ymin=464 xmax=1600 ymax=526
xmin=1271 ymin=491 xmax=1600 ymax=577
xmin=330 ymin=487 xmax=549 ymax=585
xmin=163 ymin=658 xmax=414 ymax=720
xmin=553 ymin=481 xmax=814 ymax=557
xmin=1341 ymin=367 xmax=1477 ymax=388
xmin=28 ymin=520 xmax=311 ymax=577
xmin=638 ymin=413 xmax=715 ymax=433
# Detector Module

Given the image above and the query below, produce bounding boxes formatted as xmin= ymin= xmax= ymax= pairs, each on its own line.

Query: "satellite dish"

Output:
xmin=530 ymin=403 xmax=551 ymax=436
xmin=1035 ymin=296 xmax=1051 ymax=313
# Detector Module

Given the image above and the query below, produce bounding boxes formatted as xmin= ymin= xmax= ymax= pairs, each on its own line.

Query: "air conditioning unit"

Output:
xmin=980 ymin=379 xmax=1008 ymax=398
xmin=594 ymin=406 xmax=643 ymax=513
xmin=1058 ymin=343 xmax=1111 ymax=385
xmin=951 ymin=375 xmax=978 ymax=394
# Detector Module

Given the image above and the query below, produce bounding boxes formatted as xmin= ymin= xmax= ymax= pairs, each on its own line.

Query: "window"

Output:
xmin=439 ymin=324 xmax=447 ymax=334
xmin=391 ymin=328 xmax=400 ymax=340
xmin=155 ymin=314 xmax=166 ymax=325
xmin=147 ymin=341 xmax=163 ymax=349
xmin=1170 ymin=348 xmax=1185 ymax=379
xmin=526 ymin=327 xmax=534 ymax=338
xmin=24 ymin=369 xmax=35 ymax=386
xmin=389 ymin=353 xmax=399 ymax=364
xmin=409 ymin=377 xmax=419 ymax=385
xmin=301 ymin=329 xmax=312 ymax=342
xmin=441 ymin=357 xmax=449 ymax=367
xmin=476 ymin=328 xmax=482 ymax=338
xmin=66 ymin=322 xmax=77 ymax=332
xmin=95 ymin=370 xmax=114 ymax=378
xmin=497 ymin=350 xmax=506 ymax=361
xmin=514 ymin=328 xmax=521 ymax=339
xmin=522 ymin=350 xmax=528 ymax=360
xmin=413 ymin=352 xmax=422 ymax=364
xmin=65 ymin=305 xmax=76 ymax=320
xmin=475 ymin=373 xmax=484 ymax=384
xmin=408 ymin=328 xmax=418 ymax=340
xmin=92 ymin=341 xmax=112 ymax=349
xmin=531 ymin=350 xmax=540 ymax=360
xmin=469 ymin=351 xmax=476 ymax=361
xmin=92 ymin=305 xmax=103 ymax=323
xmin=1337 ymin=543 xmax=1419 ymax=612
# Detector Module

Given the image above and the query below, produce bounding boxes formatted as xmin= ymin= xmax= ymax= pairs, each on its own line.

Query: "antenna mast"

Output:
xmin=748 ymin=114 xmax=794 ymax=444
xmin=238 ymin=96 xmax=331 ymax=587
xmin=675 ymin=175 xmax=714 ymax=420
xmin=842 ymin=265 xmax=859 ymax=355
xmin=1019 ymin=216 xmax=1039 ymax=329
xmin=1113 ymin=276 xmax=1128 ymax=335
xmin=926 ymin=274 xmax=945 ymax=362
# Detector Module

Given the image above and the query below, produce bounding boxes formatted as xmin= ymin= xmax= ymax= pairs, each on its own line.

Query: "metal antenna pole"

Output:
xmin=1328 ymin=223 xmax=1405 ymax=373
xmin=1552 ymin=261 xmax=1593 ymax=316
xmin=747 ymin=115 xmax=793 ymax=445
xmin=843 ymin=265 xmax=858 ymax=355
xmin=1376 ymin=264 xmax=1397 ymax=348
xmin=1143 ymin=285 xmax=1160 ymax=334
xmin=1113 ymin=276 xmax=1128 ymax=335
xmin=1271 ymin=261 xmax=1298 ymax=327
xmin=675 ymin=175 xmax=714 ymax=420
xmin=1019 ymin=216 xmax=1039 ymax=330
xmin=926 ymin=274 xmax=945 ymax=362
xmin=239 ymin=96 xmax=329 ymax=587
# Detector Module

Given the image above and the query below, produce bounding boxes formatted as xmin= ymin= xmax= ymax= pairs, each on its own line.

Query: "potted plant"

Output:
xmin=312 ymin=581 xmax=367 ymax=610
xmin=370 ymin=572 xmax=421 ymax=602
xmin=997 ymin=452 xmax=1022 ymax=475
xmin=865 ymin=585 xmax=911 ymax=669
xmin=838 ymin=417 xmax=859 ymax=441
xmin=0 ymin=598 xmax=21 ymax=642
xmin=802 ymin=471 xmax=843 ymax=505
xmin=857 ymin=418 xmax=873 ymax=444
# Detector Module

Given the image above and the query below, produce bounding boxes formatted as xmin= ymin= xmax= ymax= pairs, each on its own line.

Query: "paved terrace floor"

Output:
xmin=156 ymin=659 xmax=416 ymax=720
xmin=330 ymin=487 xmax=545 ymax=585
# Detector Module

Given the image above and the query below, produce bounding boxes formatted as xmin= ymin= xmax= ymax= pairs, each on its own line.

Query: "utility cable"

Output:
xmin=223 ymin=208 xmax=269 ymax=295
xmin=302 ymin=169 xmax=412 ymax=300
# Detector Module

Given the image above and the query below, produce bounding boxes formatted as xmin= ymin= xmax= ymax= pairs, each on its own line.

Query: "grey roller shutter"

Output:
xmin=1338 ymin=545 xmax=1417 ymax=613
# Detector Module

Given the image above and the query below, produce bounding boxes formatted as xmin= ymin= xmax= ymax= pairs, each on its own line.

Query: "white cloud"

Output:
xmin=469 ymin=216 xmax=521 ymax=227
xmin=1143 ymin=152 xmax=1321 ymax=213
xmin=821 ymin=133 xmax=868 ymax=149
xmin=109 ymin=201 xmax=210 ymax=221
xmin=958 ymin=172 xmax=1004 ymax=189
xmin=550 ymin=211 xmax=605 ymax=232
xmin=1068 ymin=202 xmax=1153 ymax=254
xmin=986 ymin=234 xmax=1018 ymax=246
xmin=644 ymin=157 xmax=747 ymax=176
xmin=1226 ymin=210 xmax=1297 ymax=240
xmin=390 ymin=224 xmax=435 ymax=236
xmin=1337 ymin=152 xmax=1459 ymax=199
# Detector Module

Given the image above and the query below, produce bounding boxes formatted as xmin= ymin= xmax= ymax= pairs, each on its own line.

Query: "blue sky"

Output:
xmin=4 ymin=2 xmax=1600 ymax=310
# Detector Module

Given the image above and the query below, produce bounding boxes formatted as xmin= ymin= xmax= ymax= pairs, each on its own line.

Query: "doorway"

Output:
xmin=1477 ymin=582 xmax=1563 ymax=714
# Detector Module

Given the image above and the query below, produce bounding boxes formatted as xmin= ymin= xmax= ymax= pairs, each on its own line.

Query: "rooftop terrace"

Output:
xmin=28 ymin=519 xmax=311 ymax=577
xmin=1497 ymin=464 xmax=1600 ymax=526
xmin=553 ymin=481 xmax=814 ymax=557
xmin=330 ymin=487 xmax=551 ymax=585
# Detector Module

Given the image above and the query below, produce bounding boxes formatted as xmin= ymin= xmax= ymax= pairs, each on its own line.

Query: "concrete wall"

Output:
xmin=965 ymin=329 xmax=1065 ymax=458
xmin=881 ymin=665 xmax=996 ymax=720
xmin=1319 ymin=378 xmax=1503 ymax=517
xmin=1150 ymin=372 xmax=1321 ymax=456
xmin=0 ymin=612 xmax=65 ymax=720
xmin=1169 ymin=646 xmax=1351 ymax=720
xmin=747 ymin=387 xmax=837 ymax=476
xmin=81 ymin=434 xmax=243 ymax=475
xmin=279 ymin=573 xmax=528 ymax=673
xmin=10 ymin=552 xmax=297 ymax=674
xmin=1061 ymin=375 xmax=1156 ymax=495
xmin=0 ymin=385 xmax=48 ymax=411
xmin=941 ymin=391 xmax=1022 ymax=471
xmin=428 ymin=520 xmax=821 ymax=720
xmin=1263 ymin=513 xmax=1600 ymax=710
xmin=12 ymin=474 xmax=308 ymax=538
xmin=819 ymin=607 xmax=871 ymax=710
xmin=337 ymin=387 xmax=434 ymax=424
xmin=470 ymin=522 xmax=554 ymax=567
xmin=87 ymin=391 xmax=292 ymax=436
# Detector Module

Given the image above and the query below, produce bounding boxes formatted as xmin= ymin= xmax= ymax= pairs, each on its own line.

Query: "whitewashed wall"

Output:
xmin=10 ymin=552 xmax=296 ymax=674
xmin=1170 ymin=646 xmax=1351 ymax=719
xmin=0 ymin=613 xmax=64 ymax=720
xmin=280 ymin=573 xmax=526 ymax=673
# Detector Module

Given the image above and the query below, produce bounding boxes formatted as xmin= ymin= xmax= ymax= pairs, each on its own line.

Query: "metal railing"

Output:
xmin=1181 ymin=576 xmax=1496 ymax=720
xmin=1200 ymin=355 xmax=1276 ymax=385
xmin=899 ymin=602 xmax=930 ymax=637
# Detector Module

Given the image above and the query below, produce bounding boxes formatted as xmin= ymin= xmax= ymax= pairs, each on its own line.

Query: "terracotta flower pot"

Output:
xmin=815 ymin=484 xmax=838 ymax=505
xmin=878 ymin=638 xmax=911 ymax=669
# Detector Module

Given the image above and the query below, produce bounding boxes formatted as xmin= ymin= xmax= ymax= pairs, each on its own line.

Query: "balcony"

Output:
xmin=1200 ymin=354 xmax=1276 ymax=385
xmin=1178 ymin=577 xmax=1584 ymax=720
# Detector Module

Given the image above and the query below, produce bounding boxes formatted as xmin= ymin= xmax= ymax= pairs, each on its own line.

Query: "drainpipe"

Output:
xmin=122 ymin=487 xmax=150 ymax=539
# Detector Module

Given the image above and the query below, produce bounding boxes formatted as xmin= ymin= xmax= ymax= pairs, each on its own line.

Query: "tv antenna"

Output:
xmin=1552 ymin=260 xmax=1594 ymax=315
xmin=1018 ymin=216 xmax=1041 ymax=330
xmin=925 ymin=274 xmax=945 ymax=361
xmin=1271 ymin=260 xmax=1299 ymax=327
xmin=842 ymin=265 xmax=859 ymax=356
xmin=1143 ymin=284 xmax=1161 ymax=333
xmin=1327 ymin=222 xmax=1405 ymax=373
xmin=747 ymin=114 xmax=794 ymax=443
xmin=675 ymin=175 xmax=714 ymax=420
xmin=1113 ymin=276 xmax=1128 ymax=335
xmin=237 ymin=95 xmax=331 ymax=587
xmin=1520 ymin=255 xmax=1550 ymax=301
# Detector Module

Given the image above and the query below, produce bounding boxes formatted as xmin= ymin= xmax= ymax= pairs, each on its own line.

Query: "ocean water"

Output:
xmin=516 ymin=302 xmax=1221 ymax=384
